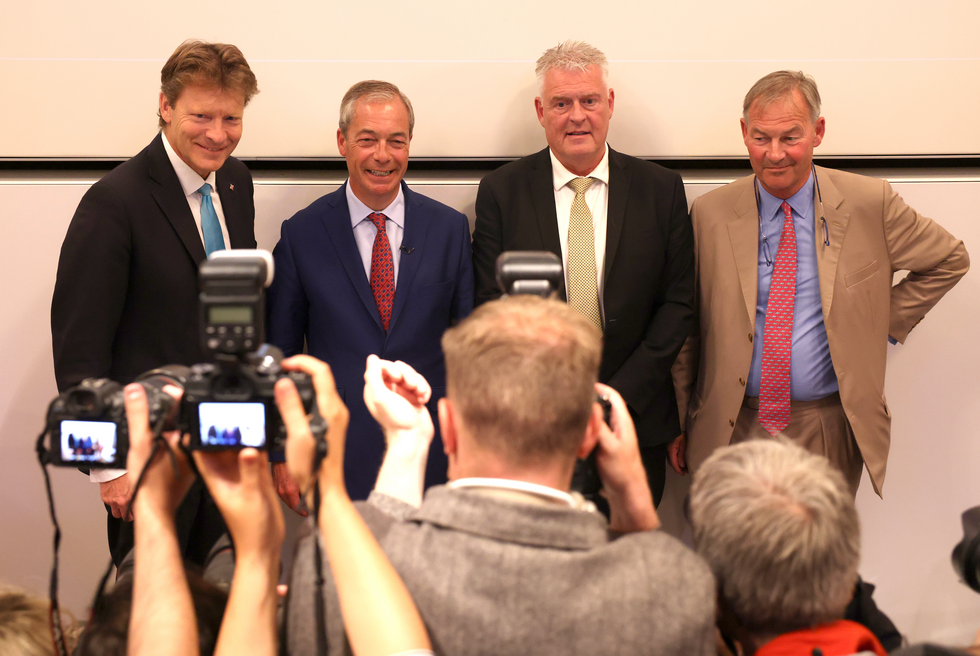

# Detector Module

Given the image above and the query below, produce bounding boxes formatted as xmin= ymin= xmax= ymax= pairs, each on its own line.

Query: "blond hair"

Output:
xmin=441 ymin=296 xmax=601 ymax=465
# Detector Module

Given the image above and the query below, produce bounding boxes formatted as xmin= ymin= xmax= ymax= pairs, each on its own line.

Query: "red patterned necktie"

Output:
xmin=368 ymin=212 xmax=394 ymax=331
xmin=759 ymin=201 xmax=797 ymax=435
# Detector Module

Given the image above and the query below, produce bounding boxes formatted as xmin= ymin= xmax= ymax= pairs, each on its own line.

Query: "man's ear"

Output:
xmin=534 ymin=97 xmax=546 ymax=127
xmin=577 ymin=404 xmax=602 ymax=460
xmin=438 ymin=398 xmax=457 ymax=457
xmin=159 ymin=92 xmax=173 ymax=129
xmin=813 ymin=116 xmax=826 ymax=147
xmin=337 ymin=128 xmax=348 ymax=157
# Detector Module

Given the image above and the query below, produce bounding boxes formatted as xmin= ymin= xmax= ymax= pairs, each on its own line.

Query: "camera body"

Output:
xmin=182 ymin=347 xmax=316 ymax=451
xmin=182 ymin=250 xmax=317 ymax=451
xmin=45 ymin=370 xmax=183 ymax=468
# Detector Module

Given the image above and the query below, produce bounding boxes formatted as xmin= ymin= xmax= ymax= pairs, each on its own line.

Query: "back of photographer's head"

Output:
xmin=0 ymin=586 xmax=76 ymax=656
xmin=441 ymin=295 xmax=601 ymax=466
xmin=74 ymin=571 xmax=227 ymax=656
xmin=689 ymin=439 xmax=860 ymax=638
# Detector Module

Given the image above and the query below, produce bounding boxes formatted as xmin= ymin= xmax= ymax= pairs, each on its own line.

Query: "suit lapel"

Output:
xmin=147 ymin=134 xmax=207 ymax=265
xmin=603 ymin=148 xmax=629 ymax=294
xmin=216 ymin=170 xmax=248 ymax=248
xmin=321 ymin=184 xmax=384 ymax=331
xmin=389 ymin=183 xmax=426 ymax=334
xmin=728 ymin=180 xmax=760 ymax=329
xmin=528 ymin=150 xmax=565 ymax=299
xmin=813 ymin=166 xmax=849 ymax=317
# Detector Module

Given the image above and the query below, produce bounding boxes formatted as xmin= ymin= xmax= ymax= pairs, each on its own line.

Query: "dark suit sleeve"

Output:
xmin=607 ymin=174 xmax=695 ymax=436
xmin=450 ymin=213 xmax=475 ymax=322
xmin=471 ymin=179 xmax=505 ymax=306
xmin=51 ymin=183 xmax=132 ymax=391
xmin=266 ymin=221 xmax=309 ymax=357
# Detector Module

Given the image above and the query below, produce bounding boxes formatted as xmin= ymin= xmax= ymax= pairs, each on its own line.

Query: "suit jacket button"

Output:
xmin=729 ymin=419 xmax=735 ymax=427
xmin=739 ymin=377 xmax=745 ymax=386
xmin=748 ymin=333 xmax=753 ymax=343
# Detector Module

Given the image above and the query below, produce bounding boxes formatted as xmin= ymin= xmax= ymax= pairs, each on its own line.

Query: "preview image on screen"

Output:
xmin=198 ymin=402 xmax=266 ymax=447
xmin=60 ymin=420 xmax=117 ymax=463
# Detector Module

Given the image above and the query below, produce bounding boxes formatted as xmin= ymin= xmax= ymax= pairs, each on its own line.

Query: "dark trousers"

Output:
xmin=572 ymin=442 xmax=668 ymax=516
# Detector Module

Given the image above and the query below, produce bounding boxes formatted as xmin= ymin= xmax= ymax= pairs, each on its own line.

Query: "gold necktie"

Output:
xmin=567 ymin=177 xmax=602 ymax=332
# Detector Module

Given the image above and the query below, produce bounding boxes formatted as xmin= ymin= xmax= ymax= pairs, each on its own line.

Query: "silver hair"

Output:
xmin=338 ymin=80 xmax=415 ymax=138
xmin=743 ymin=70 xmax=822 ymax=124
xmin=535 ymin=40 xmax=609 ymax=94
xmin=689 ymin=439 xmax=860 ymax=637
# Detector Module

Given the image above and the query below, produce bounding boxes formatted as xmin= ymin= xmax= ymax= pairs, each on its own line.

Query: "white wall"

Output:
xmin=3 ymin=0 xmax=979 ymax=158
xmin=1 ymin=169 xmax=977 ymax=644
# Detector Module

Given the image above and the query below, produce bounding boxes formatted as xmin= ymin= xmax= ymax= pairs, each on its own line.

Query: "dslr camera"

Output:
xmin=181 ymin=250 xmax=316 ymax=452
xmin=44 ymin=368 xmax=186 ymax=468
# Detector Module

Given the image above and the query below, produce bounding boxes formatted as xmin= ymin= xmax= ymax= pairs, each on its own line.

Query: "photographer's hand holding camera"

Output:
xmin=592 ymin=383 xmax=660 ymax=533
xmin=123 ymin=381 xmax=285 ymax=656
xmin=277 ymin=354 xmax=433 ymax=656
xmin=123 ymin=383 xmax=201 ymax=656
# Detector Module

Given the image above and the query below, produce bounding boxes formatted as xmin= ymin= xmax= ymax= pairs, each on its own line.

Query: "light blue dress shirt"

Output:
xmin=347 ymin=182 xmax=405 ymax=287
xmin=746 ymin=173 xmax=838 ymax=401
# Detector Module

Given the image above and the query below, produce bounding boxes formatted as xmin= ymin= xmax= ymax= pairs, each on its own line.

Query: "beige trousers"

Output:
xmin=732 ymin=393 xmax=864 ymax=495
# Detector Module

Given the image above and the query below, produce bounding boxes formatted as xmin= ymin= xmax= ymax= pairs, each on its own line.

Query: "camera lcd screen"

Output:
xmin=60 ymin=420 xmax=117 ymax=464
xmin=198 ymin=402 xmax=266 ymax=448
xmin=209 ymin=306 xmax=253 ymax=324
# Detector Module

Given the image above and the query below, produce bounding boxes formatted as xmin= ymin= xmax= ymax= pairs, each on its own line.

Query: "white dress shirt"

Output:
xmin=161 ymin=131 xmax=232 ymax=250
xmin=90 ymin=133 xmax=232 ymax=485
xmin=347 ymin=182 xmax=406 ymax=286
xmin=549 ymin=144 xmax=610 ymax=320
xmin=449 ymin=477 xmax=596 ymax=511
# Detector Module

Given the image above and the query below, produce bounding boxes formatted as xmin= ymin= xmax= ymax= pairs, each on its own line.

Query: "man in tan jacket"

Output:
xmin=670 ymin=71 xmax=969 ymax=496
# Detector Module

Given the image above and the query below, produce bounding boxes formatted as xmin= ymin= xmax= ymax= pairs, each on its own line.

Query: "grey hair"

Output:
xmin=742 ymin=70 xmax=822 ymax=124
xmin=535 ymin=41 xmax=609 ymax=94
xmin=689 ymin=439 xmax=860 ymax=637
xmin=338 ymin=80 xmax=415 ymax=138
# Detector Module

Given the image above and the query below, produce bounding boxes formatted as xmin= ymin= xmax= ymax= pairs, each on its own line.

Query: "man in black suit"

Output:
xmin=51 ymin=40 xmax=259 ymax=567
xmin=471 ymin=41 xmax=694 ymax=506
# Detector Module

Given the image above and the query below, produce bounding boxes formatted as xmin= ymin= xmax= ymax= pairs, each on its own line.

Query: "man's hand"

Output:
xmin=594 ymin=383 xmax=659 ymax=532
xmin=271 ymin=462 xmax=307 ymax=516
xmin=363 ymin=355 xmax=434 ymax=447
xmin=668 ymin=433 xmax=688 ymax=475
xmin=100 ymin=475 xmax=135 ymax=521
xmin=123 ymin=384 xmax=194 ymax=519
xmin=277 ymin=355 xmax=350 ymax=501
xmin=363 ymin=355 xmax=435 ymax=508
xmin=194 ymin=449 xmax=285 ymax=561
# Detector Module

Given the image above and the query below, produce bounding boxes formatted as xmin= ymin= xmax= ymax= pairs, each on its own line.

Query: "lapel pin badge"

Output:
xmin=229 ymin=183 xmax=235 ymax=191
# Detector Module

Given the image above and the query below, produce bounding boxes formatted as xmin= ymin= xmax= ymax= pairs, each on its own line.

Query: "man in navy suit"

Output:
xmin=267 ymin=80 xmax=474 ymax=506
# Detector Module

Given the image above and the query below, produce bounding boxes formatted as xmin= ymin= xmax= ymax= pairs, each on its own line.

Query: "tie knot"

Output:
xmin=781 ymin=201 xmax=793 ymax=220
xmin=198 ymin=183 xmax=212 ymax=197
xmin=368 ymin=212 xmax=387 ymax=231
xmin=569 ymin=177 xmax=595 ymax=195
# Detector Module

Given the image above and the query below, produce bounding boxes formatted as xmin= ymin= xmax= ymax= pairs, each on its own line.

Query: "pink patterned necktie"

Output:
xmin=368 ymin=212 xmax=394 ymax=332
xmin=759 ymin=201 xmax=797 ymax=435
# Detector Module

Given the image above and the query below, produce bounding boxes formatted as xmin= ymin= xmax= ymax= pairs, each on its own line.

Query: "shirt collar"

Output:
xmin=549 ymin=143 xmax=610 ymax=192
xmin=346 ymin=181 xmax=406 ymax=230
xmin=448 ymin=477 xmax=576 ymax=507
xmin=160 ymin=130 xmax=217 ymax=197
xmin=757 ymin=170 xmax=814 ymax=222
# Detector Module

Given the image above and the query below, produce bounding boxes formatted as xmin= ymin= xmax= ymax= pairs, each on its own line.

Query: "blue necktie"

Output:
xmin=198 ymin=183 xmax=225 ymax=257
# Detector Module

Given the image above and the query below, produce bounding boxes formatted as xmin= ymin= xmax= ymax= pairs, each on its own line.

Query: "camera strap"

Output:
xmin=313 ymin=481 xmax=328 ymax=656
xmin=35 ymin=429 xmax=70 ymax=656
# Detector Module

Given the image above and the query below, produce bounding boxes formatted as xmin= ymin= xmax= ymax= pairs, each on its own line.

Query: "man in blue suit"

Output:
xmin=267 ymin=80 xmax=474 ymax=506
